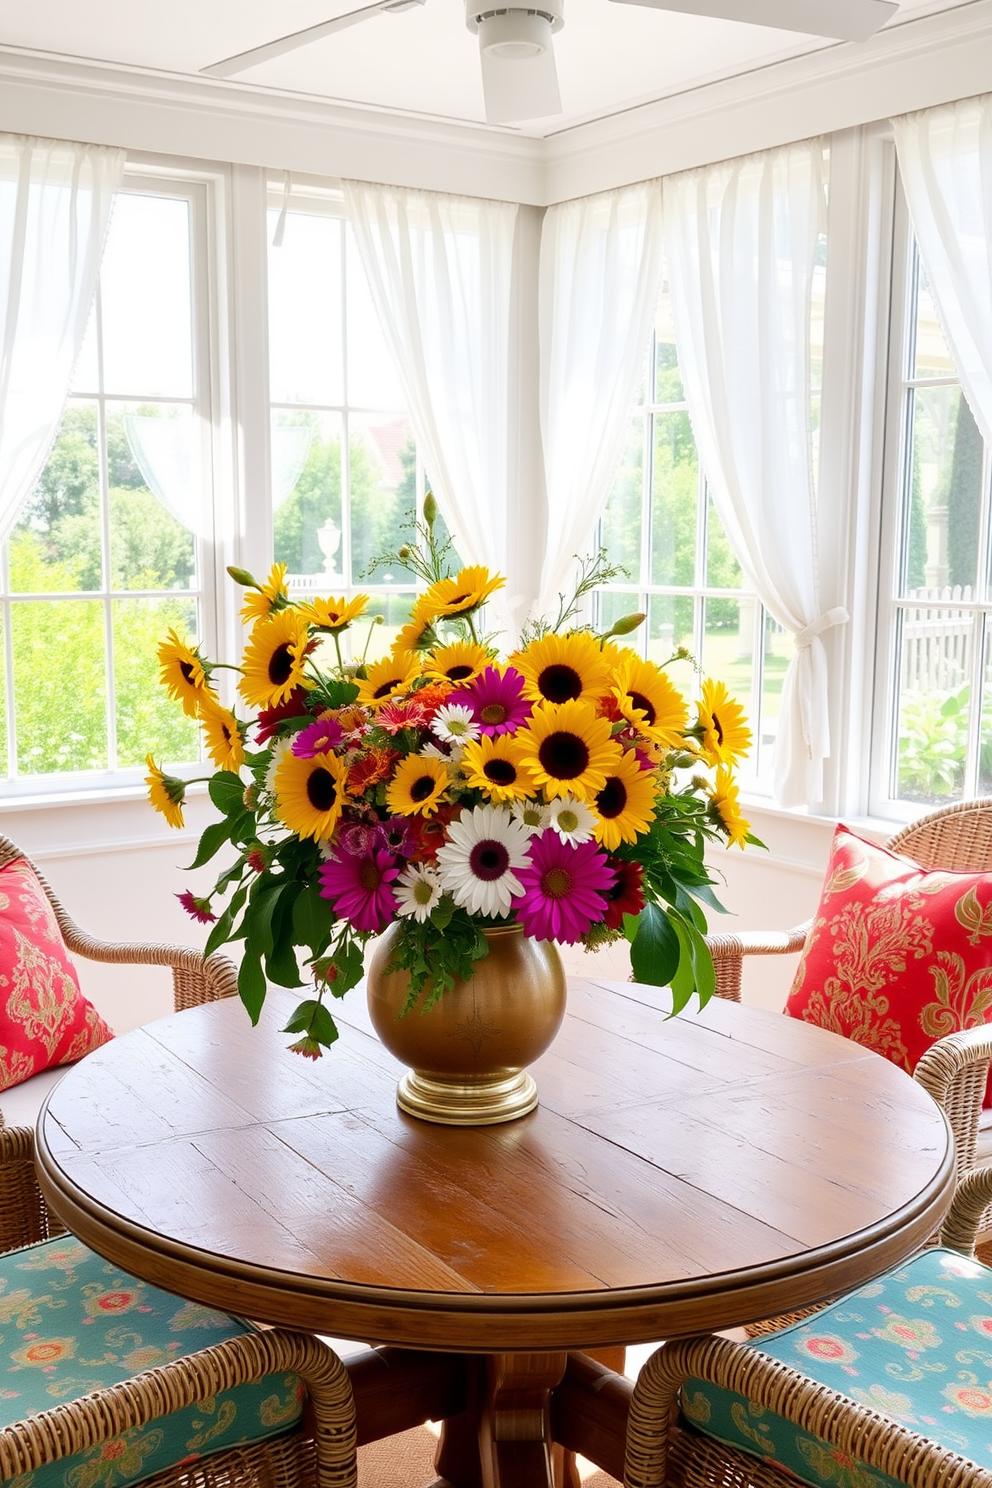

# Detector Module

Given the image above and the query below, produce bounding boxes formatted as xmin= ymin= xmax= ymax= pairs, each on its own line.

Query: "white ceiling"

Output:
xmin=0 ymin=0 xmax=971 ymax=138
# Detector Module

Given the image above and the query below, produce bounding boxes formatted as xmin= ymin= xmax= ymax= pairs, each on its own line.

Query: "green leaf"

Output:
xmin=681 ymin=915 xmax=716 ymax=1011
xmin=237 ymin=950 xmax=267 ymax=1025
xmin=683 ymin=880 xmax=730 ymax=917
xmin=265 ymin=882 xmax=304 ymax=988
xmin=203 ymin=884 xmax=248 ymax=957
xmin=248 ymin=878 xmax=286 ymax=960
xmin=292 ymin=879 xmax=335 ymax=956
xmin=629 ymin=901 xmax=680 ymax=986
xmin=184 ymin=819 xmax=232 ymax=870
xmin=668 ymin=916 xmax=697 ymax=1016
xmin=283 ymin=999 xmax=339 ymax=1049
xmin=209 ymin=771 xmax=247 ymax=817
xmin=328 ymin=941 xmax=365 ymax=998
xmin=321 ymin=679 xmax=361 ymax=707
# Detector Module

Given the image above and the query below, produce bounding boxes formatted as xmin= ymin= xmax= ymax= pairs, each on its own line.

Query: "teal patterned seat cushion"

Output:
xmin=682 ymin=1247 xmax=992 ymax=1488
xmin=0 ymin=1235 xmax=303 ymax=1488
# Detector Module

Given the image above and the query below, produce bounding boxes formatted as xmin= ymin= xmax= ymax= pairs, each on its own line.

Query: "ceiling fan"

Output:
xmin=201 ymin=0 xmax=898 ymax=126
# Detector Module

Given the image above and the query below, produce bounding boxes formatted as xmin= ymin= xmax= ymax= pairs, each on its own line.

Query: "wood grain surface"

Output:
xmin=35 ymin=977 xmax=955 ymax=1352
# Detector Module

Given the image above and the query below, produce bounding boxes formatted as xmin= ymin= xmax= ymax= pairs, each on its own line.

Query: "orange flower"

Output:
xmin=347 ymin=746 xmax=399 ymax=794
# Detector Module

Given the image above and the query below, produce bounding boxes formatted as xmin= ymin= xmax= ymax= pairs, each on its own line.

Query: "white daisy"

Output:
xmin=511 ymin=797 xmax=551 ymax=835
xmin=263 ymin=737 xmax=292 ymax=797
xmin=436 ymin=803 xmax=532 ymax=918
xmin=433 ymin=703 xmax=481 ymax=747
xmin=548 ymin=794 xmax=597 ymax=845
xmin=395 ymin=862 xmax=442 ymax=923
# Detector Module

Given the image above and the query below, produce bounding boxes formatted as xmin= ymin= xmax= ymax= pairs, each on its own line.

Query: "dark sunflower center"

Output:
xmin=180 ymin=660 xmax=196 ymax=684
xmin=358 ymin=860 xmax=383 ymax=891
xmin=484 ymin=759 xmax=517 ymax=786
xmin=306 ymin=767 xmax=337 ymax=813
xmin=538 ymin=663 xmax=583 ymax=704
xmin=480 ymin=702 xmax=508 ymax=725
xmin=538 ymin=731 xmax=589 ymax=780
xmin=542 ymin=867 xmax=572 ymax=899
xmin=712 ymin=710 xmax=724 ymax=745
xmin=409 ymin=775 xmax=437 ymax=803
xmin=597 ymin=776 xmax=628 ymax=819
xmin=469 ymin=840 xmax=510 ymax=881
xmin=446 ymin=665 xmax=474 ymax=681
xmin=447 ymin=591 xmax=472 ymax=609
xmin=373 ymin=678 xmax=402 ymax=699
xmin=628 ymin=690 xmax=656 ymax=726
xmin=268 ymin=644 xmax=295 ymax=686
xmin=222 ymin=723 xmax=233 ymax=745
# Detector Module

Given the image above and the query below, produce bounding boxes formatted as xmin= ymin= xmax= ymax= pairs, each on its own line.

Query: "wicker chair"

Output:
xmin=707 ymin=798 xmax=992 ymax=1187
xmin=622 ymin=1164 xmax=992 ymax=1488
xmin=0 ymin=1118 xmax=358 ymax=1488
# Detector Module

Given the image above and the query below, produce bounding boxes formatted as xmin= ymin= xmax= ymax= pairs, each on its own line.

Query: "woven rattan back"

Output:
xmin=886 ymin=797 xmax=992 ymax=872
xmin=0 ymin=1125 xmax=65 ymax=1251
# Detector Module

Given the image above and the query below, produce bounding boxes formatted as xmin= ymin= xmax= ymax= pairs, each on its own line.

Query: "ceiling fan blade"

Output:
xmin=201 ymin=0 xmax=424 ymax=78
xmin=608 ymin=0 xmax=897 ymax=42
xmin=480 ymin=44 xmax=562 ymax=124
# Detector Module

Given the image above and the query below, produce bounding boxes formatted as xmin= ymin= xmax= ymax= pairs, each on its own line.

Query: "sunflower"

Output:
xmin=697 ymin=679 xmax=752 ymax=767
xmin=512 ymin=631 xmax=613 ymax=707
xmin=514 ymin=699 xmax=624 ymax=802
xmin=424 ymin=639 xmax=491 ymax=687
xmin=198 ymin=696 xmax=245 ymax=772
xmin=297 ymin=593 xmax=370 ymax=631
xmin=393 ymin=596 xmax=438 ymax=654
xmin=240 ymin=562 xmax=289 ymax=623
xmin=385 ymin=753 xmax=451 ymax=817
xmin=460 ymin=734 xmax=539 ymax=803
xmin=158 ymin=630 xmax=215 ymax=719
xmin=612 ymin=656 xmax=688 ymax=748
xmin=592 ymin=748 xmax=659 ymax=851
xmin=273 ymin=748 xmax=350 ymax=840
xmin=239 ymin=609 xmax=313 ymax=710
xmin=419 ymin=564 xmax=505 ymax=620
xmin=355 ymin=652 xmax=420 ymax=708
xmin=709 ymin=765 xmax=751 ymax=848
xmin=145 ymin=755 xmax=185 ymax=829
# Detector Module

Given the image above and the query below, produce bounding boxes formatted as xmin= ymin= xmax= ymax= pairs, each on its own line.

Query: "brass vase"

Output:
xmin=366 ymin=922 xmax=566 ymax=1126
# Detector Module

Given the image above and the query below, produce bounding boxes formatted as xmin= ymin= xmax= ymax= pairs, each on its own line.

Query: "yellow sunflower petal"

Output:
xmin=697 ymin=679 xmax=752 ymax=767
xmin=198 ymin=697 xmax=245 ymax=773
xmin=514 ymin=698 xmax=624 ymax=802
xmin=592 ymin=748 xmax=659 ymax=851
xmin=239 ymin=609 xmax=313 ymax=710
xmin=240 ymin=562 xmax=289 ymax=623
xmin=460 ymin=734 xmax=540 ymax=803
xmin=612 ymin=656 xmax=688 ymax=748
xmin=297 ymin=593 xmax=370 ymax=630
xmin=511 ymin=630 xmax=613 ymax=707
xmin=710 ymin=765 xmax=750 ymax=848
xmin=355 ymin=651 xmax=421 ymax=708
xmin=424 ymin=639 xmax=492 ymax=686
xmin=418 ymin=565 xmax=505 ymax=620
xmin=145 ymin=754 xmax=185 ymax=830
xmin=158 ymin=630 xmax=215 ymax=719
xmin=384 ymin=753 xmax=451 ymax=817
xmin=273 ymin=749 xmax=350 ymax=840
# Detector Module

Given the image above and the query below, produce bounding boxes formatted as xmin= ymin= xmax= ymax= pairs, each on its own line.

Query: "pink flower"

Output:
xmin=451 ymin=666 xmax=531 ymax=736
xmin=511 ymin=833 xmax=615 ymax=943
xmin=319 ymin=847 xmax=399 ymax=933
xmin=176 ymin=891 xmax=216 ymax=924
xmin=337 ymin=818 xmax=379 ymax=858
xmin=292 ymin=717 xmax=344 ymax=757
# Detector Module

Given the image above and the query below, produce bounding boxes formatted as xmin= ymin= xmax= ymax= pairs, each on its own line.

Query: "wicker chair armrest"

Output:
xmin=0 ymin=1329 xmax=357 ymax=1488
xmin=939 ymin=1165 xmax=992 ymax=1256
xmin=625 ymin=1333 xmax=992 ymax=1488
xmin=0 ymin=1124 xmax=63 ymax=1250
xmin=913 ymin=1024 xmax=992 ymax=1175
xmin=704 ymin=922 xmax=811 ymax=1003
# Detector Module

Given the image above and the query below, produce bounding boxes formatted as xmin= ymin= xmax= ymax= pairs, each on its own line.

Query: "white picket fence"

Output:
xmin=901 ymin=585 xmax=973 ymax=693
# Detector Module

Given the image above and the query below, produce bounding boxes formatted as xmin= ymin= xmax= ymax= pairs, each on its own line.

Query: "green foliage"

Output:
xmin=898 ymin=685 xmax=970 ymax=801
xmin=385 ymin=905 xmax=489 ymax=1012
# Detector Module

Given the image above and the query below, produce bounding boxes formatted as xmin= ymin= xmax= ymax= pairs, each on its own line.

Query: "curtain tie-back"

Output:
xmin=794 ymin=607 xmax=848 ymax=651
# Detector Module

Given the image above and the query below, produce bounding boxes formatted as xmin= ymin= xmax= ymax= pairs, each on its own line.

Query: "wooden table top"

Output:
xmin=35 ymin=977 xmax=955 ymax=1353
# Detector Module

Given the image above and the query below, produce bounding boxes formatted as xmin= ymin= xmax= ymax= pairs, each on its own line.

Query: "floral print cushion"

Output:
xmin=681 ymin=1247 xmax=992 ymax=1488
xmin=0 ymin=859 xmax=112 ymax=1094
xmin=784 ymin=825 xmax=992 ymax=1097
xmin=0 ymin=1236 xmax=303 ymax=1488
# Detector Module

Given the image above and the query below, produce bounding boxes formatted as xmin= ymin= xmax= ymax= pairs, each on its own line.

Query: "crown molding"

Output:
xmin=0 ymin=45 xmax=546 ymax=204
xmin=542 ymin=0 xmax=992 ymax=201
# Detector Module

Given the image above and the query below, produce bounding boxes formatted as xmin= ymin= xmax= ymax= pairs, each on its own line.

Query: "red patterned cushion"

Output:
xmin=786 ymin=824 xmax=992 ymax=1089
xmin=0 ymin=858 xmax=112 ymax=1092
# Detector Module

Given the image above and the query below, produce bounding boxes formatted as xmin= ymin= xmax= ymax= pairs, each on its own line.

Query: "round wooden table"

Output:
xmin=35 ymin=976 xmax=954 ymax=1488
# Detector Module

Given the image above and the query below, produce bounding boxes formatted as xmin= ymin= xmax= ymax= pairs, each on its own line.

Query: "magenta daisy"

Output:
xmin=292 ymin=716 xmax=344 ymax=757
xmin=451 ymin=666 xmax=532 ymax=737
xmin=377 ymin=816 xmax=417 ymax=856
xmin=176 ymin=890 xmax=216 ymax=924
xmin=318 ymin=847 xmax=399 ymax=933
xmin=511 ymin=834 xmax=616 ymax=943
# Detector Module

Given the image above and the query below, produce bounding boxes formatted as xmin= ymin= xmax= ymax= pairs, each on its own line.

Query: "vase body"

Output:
xmin=366 ymin=922 xmax=566 ymax=1126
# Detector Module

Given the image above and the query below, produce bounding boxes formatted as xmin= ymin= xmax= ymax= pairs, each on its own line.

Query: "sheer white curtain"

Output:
xmin=0 ymin=135 xmax=123 ymax=542
xmin=663 ymin=139 xmax=838 ymax=809
xmin=537 ymin=182 xmax=665 ymax=616
xmin=892 ymin=93 xmax=992 ymax=450
xmin=342 ymin=181 xmax=517 ymax=625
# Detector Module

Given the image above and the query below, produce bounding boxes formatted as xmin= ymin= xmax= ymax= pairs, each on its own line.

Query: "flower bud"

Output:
xmin=226 ymin=565 xmax=258 ymax=588
xmin=606 ymin=612 xmax=647 ymax=638
xmin=398 ymin=545 xmax=411 ymax=560
xmin=242 ymin=783 xmax=259 ymax=811
xmin=423 ymin=491 xmax=438 ymax=527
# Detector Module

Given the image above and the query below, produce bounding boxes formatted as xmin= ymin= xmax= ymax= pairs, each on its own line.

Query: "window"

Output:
xmin=872 ymin=194 xmax=992 ymax=815
xmin=0 ymin=173 xmax=213 ymax=789
xmin=594 ymin=278 xmax=795 ymax=791
xmin=267 ymin=186 xmax=427 ymax=660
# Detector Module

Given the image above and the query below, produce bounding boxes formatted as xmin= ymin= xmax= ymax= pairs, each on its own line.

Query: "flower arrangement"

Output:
xmin=147 ymin=501 xmax=754 ymax=1057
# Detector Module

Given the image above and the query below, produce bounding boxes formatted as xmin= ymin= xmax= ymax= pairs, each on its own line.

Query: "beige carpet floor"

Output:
xmin=357 ymin=1423 xmax=619 ymax=1486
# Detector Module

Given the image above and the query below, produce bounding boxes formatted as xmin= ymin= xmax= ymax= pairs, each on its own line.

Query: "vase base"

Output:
xmin=395 ymin=1069 xmax=538 ymax=1126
